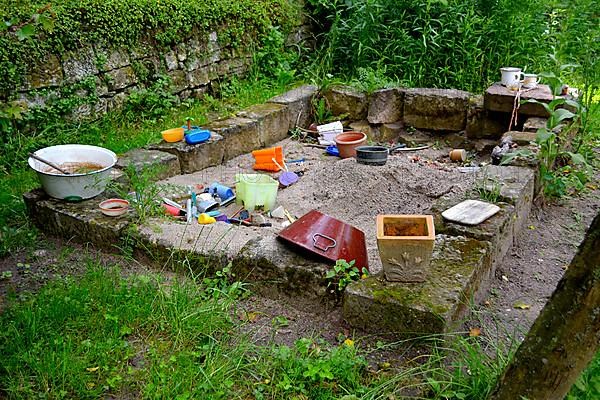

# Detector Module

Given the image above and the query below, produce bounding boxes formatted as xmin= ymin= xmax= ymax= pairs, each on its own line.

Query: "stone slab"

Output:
xmin=205 ymin=116 xmax=261 ymax=160
xmin=237 ymin=103 xmax=291 ymax=146
xmin=368 ymin=88 xmax=404 ymax=124
xmin=268 ymin=85 xmax=318 ymax=130
xmin=148 ymin=133 xmax=225 ymax=174
xmin=343 ymin=235 xmax=492 ymax=334
xmin=523 ymin=117 xmax=547 ymax=132
xmin=116 ymin=148 xmax=181 ymax=180
xmin=502 ymin=131 xmax=537 ymax=146
xmin=403 ymin=88 xmax=470 ymax=132
xmin=484 ymin=83 xmax=554 ymax=117
xmin=442 ymin=200 xmax=500 ymax=226
xmin=323 ymin=85 xmax=368 ymax=120
xmin=136 ymin=219 xmax=331 ymax=300
xmin=23 ymin=189 xmax=131 ymax=249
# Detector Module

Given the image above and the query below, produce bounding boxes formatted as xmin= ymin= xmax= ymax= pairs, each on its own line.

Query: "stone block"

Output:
xmin=164 ymin=50 xmax=178 ymax=71
xmin=94 ymin=46 xmax=131 ymax=71
xmin=484 ymin=83 xmax=553 ymax=117
xmin=22 ymin=54 xmax=62 ymax=90
xmin=403 ymin=88 xmax=470 ymax=131
xmin=205 ymin=117 xmax=261 ymax=160
xmin=268 ymin=85 xmax=318 ymax=130
xmin=396 ymin=130 xmax=432 ymax=147
xmin=502 ymin=131 xmax=537 ymax=146
xmin=168 ymin=70 xmax=188 ymax=93
xmin=379 ymin=122 xmax=404 ymax=142
xmin=148 ymin=133 xmax=225 ymax=174
xmin=368 ymin=88 xmax=404 ymax=124
xmin=105 ymin=66 xmax=137 ymax=91
xmin=323 ymin=85 xmax=368 ymax=120
xmin=186 ymin=67 xmax=210 ymax=87
xmin=237 ymin=103 xmax=291 ymax=146
xmin=23 ymin=189 xmax=131 ymax=249
xmin=523 ymin=117 xmax=547 ymax=132
xmin=471 ymin=139 xmax=498 ymax=154
xmin=479 ymin=165 xmax=535 ymax=234
xmin=136 ymin=220 xmax=331 ymax=300
xmin=116 ymin=149 xmax=181 ymax=180
xmin=431 ymin=164 xmax=534 ymax=276
xmin=348 ymin=120 xmax=379 ymax=141
xmin=62 ymin=47 xmax=98 ymax=83
xmin=343 ymin=235 xmax=492 ymax=334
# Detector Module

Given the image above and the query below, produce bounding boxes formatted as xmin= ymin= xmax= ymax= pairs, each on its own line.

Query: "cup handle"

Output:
xmin=519 ymin=73 xmax=524 ymax=81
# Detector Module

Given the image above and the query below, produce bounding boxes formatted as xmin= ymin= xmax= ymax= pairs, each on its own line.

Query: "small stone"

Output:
xmin=502 ymin=275 xmax=509 ymax=282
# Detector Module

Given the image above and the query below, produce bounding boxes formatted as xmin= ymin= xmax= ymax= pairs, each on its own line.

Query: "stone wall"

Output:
xmin=15 ymin=22 xmax=313 ymax=119
xmin=323 ymin=84 xmax=554 ymax=144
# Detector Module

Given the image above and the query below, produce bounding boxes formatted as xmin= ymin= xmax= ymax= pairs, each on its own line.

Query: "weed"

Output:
xmin=475 ymin=175 xmax=501 ymax=203
xmin=503 ymin=88 xmax=592 ymax=198
xmin=311 ymin=96 xmax=333 ymax=124
xmin=325 ymin=259 xmax=367 ymax=294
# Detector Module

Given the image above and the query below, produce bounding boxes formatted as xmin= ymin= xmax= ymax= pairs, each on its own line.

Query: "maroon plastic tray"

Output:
xmin=277 ymin=210 xmax=369 ymax=270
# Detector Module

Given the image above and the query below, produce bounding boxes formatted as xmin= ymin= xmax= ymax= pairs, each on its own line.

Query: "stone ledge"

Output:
xmin=237 ymin=103 xmax=291 ymax=146
xmin=116 ymin=148 xmax=181 ymax=180
xmin=23 ymin=189 xmax=132 ymax=249
xmin=343 ymin=235 xmax=492 ymax=335
xmin=403 ymin=88 xmax=470 ymax=132
xmin=484 ymin=83 xmax=553 ymax=117
xmin=148 ymin=133 xmax=225 ymax=174
xmin=268 ymin=84 xmax=318 ymax=130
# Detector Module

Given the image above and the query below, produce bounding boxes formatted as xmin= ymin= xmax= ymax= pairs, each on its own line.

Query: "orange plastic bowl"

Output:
xmin=161 ymin=127 xmax=184 ymax=143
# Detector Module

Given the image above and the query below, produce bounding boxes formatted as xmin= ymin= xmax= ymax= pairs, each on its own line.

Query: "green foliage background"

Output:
xmin=307 ymin=0 xmax=599 ymax=92
xmin=0 ymin=0 xmax=299 ymax=95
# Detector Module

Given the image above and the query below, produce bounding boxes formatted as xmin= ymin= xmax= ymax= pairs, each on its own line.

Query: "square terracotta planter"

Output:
xmin=376 ymin=215 xmax=435 ymax=282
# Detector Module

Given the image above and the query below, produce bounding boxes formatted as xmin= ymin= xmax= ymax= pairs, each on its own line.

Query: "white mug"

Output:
xmin=500 ymin=67 xmax=524 ymax=89
xmin=523 ymin=73 xmax=538 ymax=88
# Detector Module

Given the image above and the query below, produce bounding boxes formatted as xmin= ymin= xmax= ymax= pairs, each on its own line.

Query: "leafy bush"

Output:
xmin=308 ymin=0 xmax=598 ymax=92
xmin=0 ymin=0 xmax=299 ymax=95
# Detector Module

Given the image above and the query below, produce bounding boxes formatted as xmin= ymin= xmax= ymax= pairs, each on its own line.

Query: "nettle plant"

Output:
xmin=503 ymin=96 xmax=590 ymax=197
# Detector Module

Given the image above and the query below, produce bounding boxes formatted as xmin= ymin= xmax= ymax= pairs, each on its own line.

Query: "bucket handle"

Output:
xmin=312 ymin=233 xmax=337 ymax=252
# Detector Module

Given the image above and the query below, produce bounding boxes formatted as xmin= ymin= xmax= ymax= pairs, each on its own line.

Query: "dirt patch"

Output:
xmin=464 ymin=184 xmax=600 ymax=342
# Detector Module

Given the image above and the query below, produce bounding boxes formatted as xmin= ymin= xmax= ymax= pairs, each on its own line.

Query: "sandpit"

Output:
xmin=160 ymin=138 xmax=478 ymax=273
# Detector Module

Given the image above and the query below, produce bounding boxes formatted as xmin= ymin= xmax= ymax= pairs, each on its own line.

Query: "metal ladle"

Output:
xmin=29 ymin=152 xmax=71 ymax=175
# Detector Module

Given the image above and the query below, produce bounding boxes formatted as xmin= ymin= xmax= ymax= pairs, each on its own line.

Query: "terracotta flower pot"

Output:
xmin=334 ymin=131 xmax=367 ymax=159
xmin=376 ymin=215 xmax=435 ymax=282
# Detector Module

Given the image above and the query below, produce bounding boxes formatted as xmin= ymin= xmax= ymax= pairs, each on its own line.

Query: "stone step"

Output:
xmin=148 ymin=132 xmax=225 ymax=174
xmin=343 ymin=235 xmax=491 ymax=334
xmin=115 ymin=148 xmax=181 ymax=180
xmin=484 ymin=83 xmax=553 ymax=117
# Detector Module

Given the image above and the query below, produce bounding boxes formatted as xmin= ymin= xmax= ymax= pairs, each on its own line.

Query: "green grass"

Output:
xmin=1 ymin=258 xmax=599 ymax=398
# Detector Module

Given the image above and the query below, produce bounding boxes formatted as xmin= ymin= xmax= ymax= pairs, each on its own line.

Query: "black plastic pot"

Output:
xmin=355 ymin=144 xmax=405 ymax=166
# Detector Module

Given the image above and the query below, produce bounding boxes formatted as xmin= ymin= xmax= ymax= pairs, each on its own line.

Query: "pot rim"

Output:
xmin=334 ymin=131 xmax=367 ymax=145
xmin=29 ymin=144 xmax=117 ymax=177
xmin=99 ymin=198 xmax=130 ymax=211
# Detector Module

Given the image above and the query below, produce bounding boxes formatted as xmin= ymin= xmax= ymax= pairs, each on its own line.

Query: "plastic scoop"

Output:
xmin=272 ymin=158 xmax=299 ymax=187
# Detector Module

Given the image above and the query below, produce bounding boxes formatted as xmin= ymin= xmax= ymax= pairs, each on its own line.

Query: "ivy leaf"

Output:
xmin=16 ymin=24 xmax=35 ymax=41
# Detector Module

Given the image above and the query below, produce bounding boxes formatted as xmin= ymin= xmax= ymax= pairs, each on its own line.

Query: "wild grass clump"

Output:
xmin=307 ymin=0 xmax=599 ymax=93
